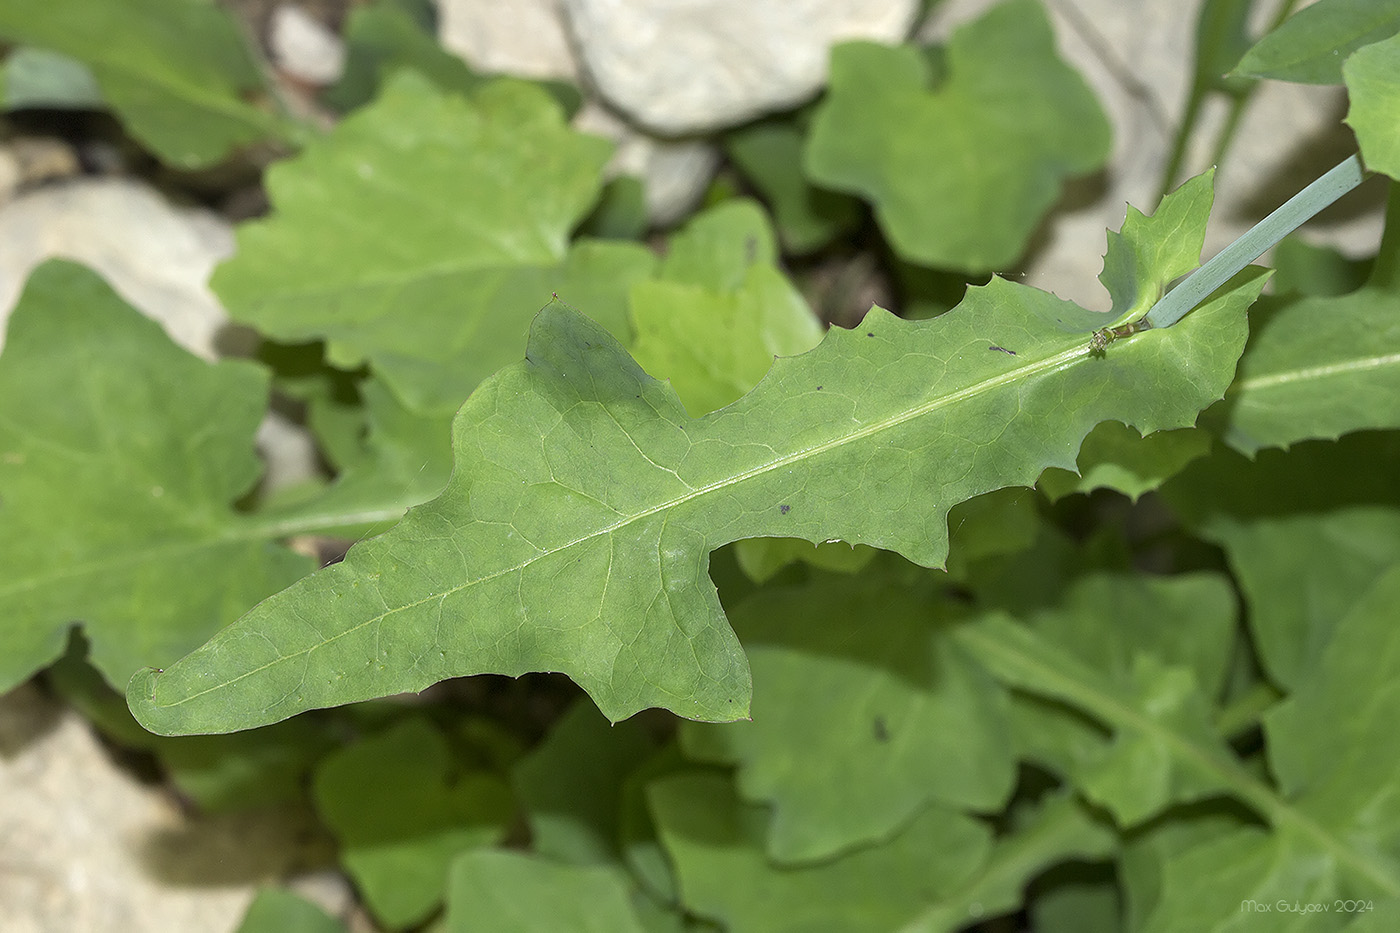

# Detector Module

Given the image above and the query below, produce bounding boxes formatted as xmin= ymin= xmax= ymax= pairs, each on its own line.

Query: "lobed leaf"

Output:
xmin=0 ymin=0 xmax=291 ymax=166
xmin=213 ymin=70 xmax=641 ymax=414
xmin=127 ymin=258 xmax=1265 ymax=735
xmin=804 ymin=0 xmax=1110 ymax=271
xmin=1100 ymin=171 xmax=1216 ymax=321
xmin=0 ymin=261 xmax=312 ymax=693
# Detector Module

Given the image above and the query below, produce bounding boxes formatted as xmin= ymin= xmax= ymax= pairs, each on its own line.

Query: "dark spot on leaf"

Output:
xmin=989 ymin=345 xmax=1016 ymax=355
xmin=779 ymin=504 xmax=791 ymax=515
xmin=816 ymin=385 xmax=823 ymax=390
xmin=873 ymin=716 xmax=889 ymax=742
xmin=866 ymin=332 xmax=875 ymax=337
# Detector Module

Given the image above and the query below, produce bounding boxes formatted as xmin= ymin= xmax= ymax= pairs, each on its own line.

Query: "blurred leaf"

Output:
xmin=128 ymin=263 xmax=1265 ymax=735
xmin=443 ymin=850 xmax=649 ymax=932
xmin=1234 ymin=0 xmax=1400 ymax=84
xmin=1271 ymin=236 xmax=1372 ymax=297
xmin=0 ymin=261 xmax=311 ymax=693
xmin=512 ymin=697 xmax=658 ymax=865
xmin=958 ymin=573 xmax=1240 ymax=826
xmin=264 ymin=377 xmax=455 ymax=539
xmin=1345 ymin=30 xmax=1400 ymax=177
xmin=1164 ymin=435 xmax=1400 ymax=691
xmin=805 ymin=0 xmax=1109 ymax=271
xmin=1 ymin=46 xmax=103 ymax=109
xmin=680 ymin=573 xmax=1015 ymax=863
xmin=235 ymin=889 xmax=346 ymax=933
xmin=898 ymin=794 xmax=1118 ymax=933
xmin=312 ymin=717 xmax=512 ymax=929
xmin=0 ymin=0 xmax=292 ymax=166
xmin=725 ymin=117 xmax=860 ymax=254
xmin=1213 ymin=284 xmax=1400 ymax=456
xmin=324 ymin=0 xmax=482 ymax=113
xmin=214 ymin=70 xmax=636 ymax=414
xmin=1037 ymin=421 xmax=1211 ymax=502
xmin=1137 ymin=566 xmax=1400 ymax=927
xmin=579 ymin=176 xmax=650 ymax=240
xmin=649 ymin=771 xmax=988 ymax=931
xmin=630 ymin=199 xmax=823 ymax=417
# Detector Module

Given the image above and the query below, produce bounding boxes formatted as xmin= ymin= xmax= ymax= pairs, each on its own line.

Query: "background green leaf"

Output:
xmin=1345 ymin=31 xmax=1400 ymax=178
xmin=235 ymin=889 xmax=347 ymax=933
xmin=311 ymin=717 xmax=512 ymax=928
xmin=804 ymin=0 xmax=1110 ymax=271
xmin=0 ymin=261 xmax=311 ymax=693
xmin=0 ymin=0 xmax=292 ymax=166
xmin=443 ymin=850 xmax=650 ymax=932
xmin=213 ymin=70 xmax=634 ymax=414
xmin=628 ymin=199 xmax=823 ymax=417
xmin=1234 ymin=0 xmax=1400 ymax=85
xmin=680 ymin=572 xmax=1015 ymax=863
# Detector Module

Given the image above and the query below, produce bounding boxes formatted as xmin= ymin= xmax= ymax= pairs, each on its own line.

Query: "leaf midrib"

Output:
xmin=146 ymin=340 xmax=1090 ymax=709
xmin=1232 ymin=351 xmax=1400 ymax=392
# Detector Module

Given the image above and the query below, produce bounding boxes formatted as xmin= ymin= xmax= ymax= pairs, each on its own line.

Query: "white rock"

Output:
xmin=575 ymin=102 xmax=720 ymax=226
xmin=0 ymin=178 xmax=233 ymax=359
xmin=437 ymin=0 xmax=579 ymax=80
xmin=561 ymin=0 xmax=918 ymax=135
xmin=270 ymin=4 xmax=347 ymax=86
xmin=0 ymin=178 xmax=322 ymax=491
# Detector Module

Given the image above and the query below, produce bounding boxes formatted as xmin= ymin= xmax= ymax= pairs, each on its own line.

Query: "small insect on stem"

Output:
xmin=1089 ymin=317 xmax=1153 ymax=354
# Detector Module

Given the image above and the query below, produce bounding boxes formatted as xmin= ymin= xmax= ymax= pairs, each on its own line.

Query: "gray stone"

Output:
xmin=561 ymin=0 xmax=918 ymax=135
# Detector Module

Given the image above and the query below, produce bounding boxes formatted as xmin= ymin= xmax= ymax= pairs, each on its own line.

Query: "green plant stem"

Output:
xmin=1157 ymin=0 xmax=1301 ymax=201
xmin=1144 ymin=153 xmax=1367 ymax=330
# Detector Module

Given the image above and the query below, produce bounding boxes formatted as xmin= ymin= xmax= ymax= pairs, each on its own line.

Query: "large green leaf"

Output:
xmin=1346 ymin=31 xmax=1400 ymax=178
xmin=127 ymin=257 xmax=1265 ymax=734
xmin=0 ymin=0 xmax=291 ymax=166
xmin=311 ymin=716 xmax=512 ymax=928
xmin=0 ymin=261 xmax=311 ymax=693
xmin=1233 ymin=0 xmax=1400 ymax=85
xmin=213 ymin=70 xmax=641 ymax=414
xmin=680 ymin=573 xmax=1015 ymax=863
xmin=804 ymin=0 xmax=1109 ymax=271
